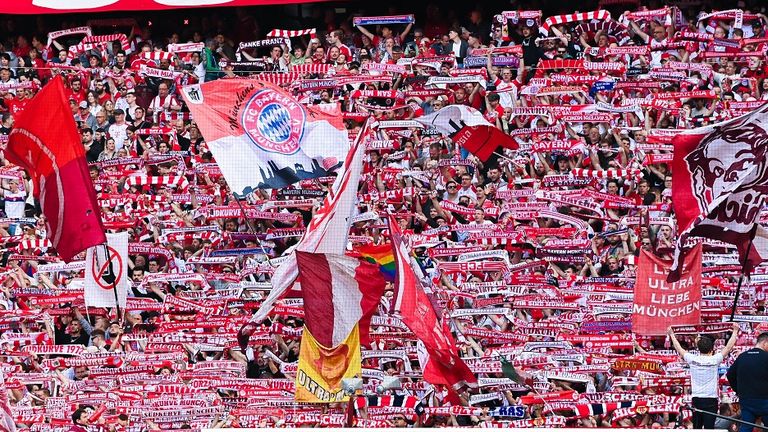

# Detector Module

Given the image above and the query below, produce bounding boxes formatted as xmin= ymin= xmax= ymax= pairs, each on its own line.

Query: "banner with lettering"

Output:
xmin=295 ymin=325 xmax=360 ymax=403
xmin=632 ymin=245 xmax=702 ymax=335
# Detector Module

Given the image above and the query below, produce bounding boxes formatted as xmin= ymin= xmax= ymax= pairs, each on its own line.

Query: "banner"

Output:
xmin=295 ymin=325 xmax=360 ymax=403
xmin=85 ymin=232 xmax=129 ymax=308
xmin=5 ymin=76 xmax=105 ymax=262
xmin=632 ymin=245 xmax=702 ymax=335
xmin=180 ymin=80 xmax=349 ymax=196
xmin=413 ymin=105 xmax=518 ymax=162
xmin=3 ymin=1 xmax=335 ymax=14
xmin=670 ymin=103 xmax=768 ymax=279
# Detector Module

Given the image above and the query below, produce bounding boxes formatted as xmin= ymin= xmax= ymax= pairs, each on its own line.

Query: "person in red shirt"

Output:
xmin=12 ymin=35 xmax=31 ymax=59
xmin=94 ymin=80 xmax=112 ymax=106
xmin=449 ymin=84 xmax=482 ymax=110
xmin=483 ymin=92 xmax=504 ymax=127
xmin=66 ymin=77 xmax=87 ymax=104
xmin=326 ymin=29 xmax=352 ymax=60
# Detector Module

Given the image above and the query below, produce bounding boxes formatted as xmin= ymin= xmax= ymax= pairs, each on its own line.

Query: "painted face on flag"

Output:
xmin=311 ymin=343 xmax=351 ymax=389
xmin=685 ymin=107 xmax=768 ymax=212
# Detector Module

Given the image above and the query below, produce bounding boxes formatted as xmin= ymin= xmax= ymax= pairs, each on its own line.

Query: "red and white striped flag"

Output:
xmin=296 ymin=251 xmax=385 ymax=348
xmin=294 ymin=251 xmax=385 ymax=402
xmin=240 ymin=119 xmax=371 ymax=346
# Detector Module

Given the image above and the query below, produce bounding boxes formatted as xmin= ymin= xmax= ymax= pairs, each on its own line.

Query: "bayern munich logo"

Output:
xmin=242 ymin=90 xmax=305 ymax=154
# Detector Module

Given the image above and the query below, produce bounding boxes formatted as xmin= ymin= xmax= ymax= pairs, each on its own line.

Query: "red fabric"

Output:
xmin=452 ymin=124 xmax=517 ymax=162
xmin=3 ymin=0 xmax=333 ymax=14
xmin=632 ymin=245 xmax=702 ymax=336
xmin=388 ymin=214 xmax=476 ymax=390
xmin=670 ymin=104 xmax=768 ymax=279
xmin=5 ymin=76 xmax=106 ymax=262
xmin=296 ymin=251 xmax=384 ymax=348
xmin=0 ymin=371 xmax=14 ymax=432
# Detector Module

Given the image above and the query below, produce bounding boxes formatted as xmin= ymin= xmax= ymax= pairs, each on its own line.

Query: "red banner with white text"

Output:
xmin=632 ymin=245 xmax=702 ymax=336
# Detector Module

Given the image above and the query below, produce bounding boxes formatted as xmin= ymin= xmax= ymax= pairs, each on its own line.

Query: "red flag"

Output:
xmin=296 ymin=251 xmax=385 ymax=348
xmin=238 ymin=119 xmax=372 ymax=348
xmin=413 ymin=105 xmax=518 ymax=162
xmin=387 ymin=214 xmax=476 ymax=390
xmin=452 ymin=125 xmax=517 ymax=162
xmin=6 ymin=76 xmax=105 ymax=262
xmin=294 ymin=251 xmax=384 ymax=402
xmin=670 ymin=103 xmax=768 ymax=280
xmin=632 ymin=245 xmax=702 ymax=336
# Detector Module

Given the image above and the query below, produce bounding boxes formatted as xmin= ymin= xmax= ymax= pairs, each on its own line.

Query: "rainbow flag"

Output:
xmin=356 ymin=244 xmax=396 ymax=282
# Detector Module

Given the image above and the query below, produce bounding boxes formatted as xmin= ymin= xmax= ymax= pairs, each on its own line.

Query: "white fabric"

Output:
xmin=3 ymin=190 xmax=26 ymax=219
xmin=683 ymin=352 xmax=723 ymax=398
xmin=84 ymin=232 xmax=129 ymax=308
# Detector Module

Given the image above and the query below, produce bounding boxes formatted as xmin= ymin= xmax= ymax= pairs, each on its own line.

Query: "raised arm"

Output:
xmin=720 ymin=322 xmax=740 ymax=358
xmin=667 ymin=327 xmax=688 ymax=358
xmin=355 ymin=24 xmax=376 ymax=40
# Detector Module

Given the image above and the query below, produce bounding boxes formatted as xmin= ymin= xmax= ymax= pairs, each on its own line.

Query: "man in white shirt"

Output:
xmin=148 ymin=81 xmax=181 ymax=124
xmin=108 ymin=109 xmax=129 ymax=150
xmin=0 ymin=179 xmax=27 ymax=219
xmin=668 ymin=323 xmax=740 ymax=429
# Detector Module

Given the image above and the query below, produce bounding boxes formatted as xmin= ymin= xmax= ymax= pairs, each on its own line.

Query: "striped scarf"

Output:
xmin=571 ymin=168 xmax=643 ymax=180
xmin=141 ymin=51 xmax=175 ymax=62
xmin=124 ymin=175 xmax=189 ymax=190
xmin=541 ymin=10 xmax=612 ymax=35
xmin=290 ymin=63 xmax=332 ymax=75
xmin=267 ymin=28 xmax=316 ymax=39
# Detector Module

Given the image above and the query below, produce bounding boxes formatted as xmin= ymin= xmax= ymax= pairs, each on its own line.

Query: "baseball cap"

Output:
xmin=78 ymin=101 xmax=88 ymax=109
xmin=125 ymin=88 xmax=135 ymax=95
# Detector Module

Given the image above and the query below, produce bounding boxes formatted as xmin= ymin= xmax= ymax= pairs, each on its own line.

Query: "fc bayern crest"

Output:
xmin=242 ymin=89 xmax=305 ymax=154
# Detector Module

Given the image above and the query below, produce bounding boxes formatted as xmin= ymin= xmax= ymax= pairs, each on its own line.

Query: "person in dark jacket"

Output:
xmin=448 ymin=27 xmax=468 ymax=65
xmin=726 ymin=332 xmax=768 ymax=432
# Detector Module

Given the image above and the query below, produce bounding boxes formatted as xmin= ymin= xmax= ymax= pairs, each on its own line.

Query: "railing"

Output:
xmin=686 ymin=404 xmax=768 ymax=431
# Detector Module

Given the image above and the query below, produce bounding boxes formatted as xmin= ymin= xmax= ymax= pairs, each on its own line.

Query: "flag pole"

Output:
xmin=102 ymin=243 xmax=122 ymax=323
xmin=729 ymin=233 xmax=756 ymax=322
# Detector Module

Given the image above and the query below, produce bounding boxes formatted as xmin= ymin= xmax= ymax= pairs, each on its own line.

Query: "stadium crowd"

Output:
xmin=0 ymin=0 xmax=767 ymax=430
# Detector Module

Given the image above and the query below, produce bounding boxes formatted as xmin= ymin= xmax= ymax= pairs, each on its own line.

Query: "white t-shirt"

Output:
xmin=4 ymin=190 xmax=26 ymax=219
xmin=683 ymin=352 xmax=723 ymax=398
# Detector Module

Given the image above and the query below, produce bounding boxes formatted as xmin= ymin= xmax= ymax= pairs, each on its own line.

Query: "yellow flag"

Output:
xmin=295 ymin=324 xmax=361 ymax=403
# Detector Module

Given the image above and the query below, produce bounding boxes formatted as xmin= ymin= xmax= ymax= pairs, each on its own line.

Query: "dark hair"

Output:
xmin=71 ymin=407 xmax=87 ymax=425
xmin=697 ymin=335 xmax=715 ymax=354
xmin=757 ymin=332 xmax=768 ymax=344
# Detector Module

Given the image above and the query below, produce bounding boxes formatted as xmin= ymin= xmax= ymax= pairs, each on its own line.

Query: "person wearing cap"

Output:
xmin=74 ymin=100 xmax=98 ymax=131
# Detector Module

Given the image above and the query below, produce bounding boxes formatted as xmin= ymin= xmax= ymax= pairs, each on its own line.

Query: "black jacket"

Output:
xmin=726 ymin=347 xmax=768 ymax=399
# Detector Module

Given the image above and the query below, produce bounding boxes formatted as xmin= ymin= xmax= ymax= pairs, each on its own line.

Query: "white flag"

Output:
xmin=85 ymin=232 xmax=128 ymax=308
